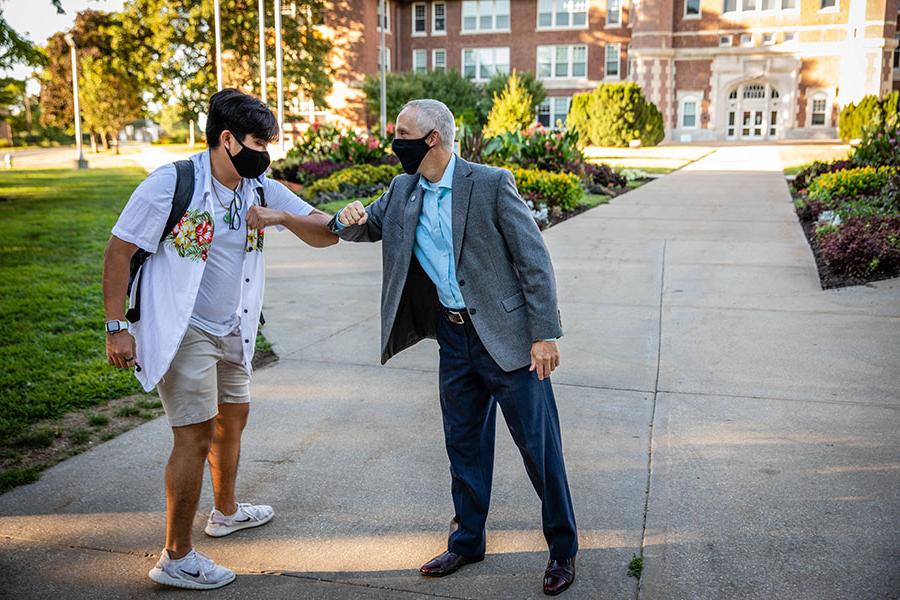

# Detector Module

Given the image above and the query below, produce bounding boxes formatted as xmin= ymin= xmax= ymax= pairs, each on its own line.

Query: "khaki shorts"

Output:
xmin=157 ymin=325 xmax=251 ymax=428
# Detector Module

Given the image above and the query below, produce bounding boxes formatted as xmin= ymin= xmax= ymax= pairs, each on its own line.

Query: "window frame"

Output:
xmin=894 ymin=33 xmax=900 ymax=70
xmin=412 ymin=48 xmax=427 ymax=73
xmin=818 ymin=0 xmax=837 ymax=12
xmin=412 ymin=2 xmax=428 ymax=36
xmin=461 ymin=46 xmax=510 ymax=81
xmin=432 ymin=2 xmax=447 ymax=35
xmin=684 ymin=0 xmax=701 ymax=19
xmin=377 ymin=0 xmax=391 ymax=32
xmin=461 ymin=0 xmax=511 ymax=34
xmin=679 ymin=96 xmax=699 ymax=129
xmin=719 ymin=35 xmax=733 ymax=47
xmin=432 ymin=48 xmax=447 ymax=72
xmin=537 ymin=0 xmax=590 ymax=30
xmin=809 ymin=92 xmax=830 ymax=127
xmin=605 ymin=43 xmax=621 ymax=80
xmin=537 ymin=96 xmax=572 ymax=129
xmin=607 ymin=0 xmax=622 ymax=27
xmin=740 ymin=33 xmax=753 ymax=47
xmin=536 ymin=44 xmax=589 ymax=80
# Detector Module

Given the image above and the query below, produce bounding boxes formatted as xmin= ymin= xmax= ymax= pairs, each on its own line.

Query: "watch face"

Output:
xmin=106 ymin=321 xmax=120 ymax=333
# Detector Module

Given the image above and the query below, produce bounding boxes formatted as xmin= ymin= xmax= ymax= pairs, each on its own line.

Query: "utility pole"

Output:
xmin=379 ymin=0 xmax=387 ymax=137
xmin=64 ymin=33 xmax=88 ymax=169
xmin=214 ymin=0 xmax=223 ymax=90
xmin=259 ymin=0 xmax=267 ymax=102
xmin=274 ymin=0 xmax=284 ymax=149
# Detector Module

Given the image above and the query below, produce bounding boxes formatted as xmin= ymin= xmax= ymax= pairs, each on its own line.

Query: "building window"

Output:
xmin=377 ymin=46 xmax=391 ymax=71
xmin=605 ymin=44 xmax=620 ymax=79
xmin=377 ymin=0 xmax=391 ymax=31
xmin=462 ymin=47 xmax=509 ymax=81
xmin=742 ymin=0 xmax=756 ymax=10
xmin=740 ymin=34 xmax=753 ymax=46
xmin=685 ymin=0 xmax=701 ymax=17
xmin=781 ymin=0 xmax=796 ymax=8
xmin=783 ymin=31 xmax=796 ymax=43
xmin=763 ymin=33 xmax=774 ymax=44
xmin=819 ymin=0 xmax=836 ymax=9
xmin=413 ymin=3 xmax=427 ymax=35
xmin=760 ymin=0 xmax=773 ymax=9
xmin=462 ymin=0 xmax=510 ymax=32
xmin=680 ymin=98 xmax=698 ymax=129
xmin=537 ymin=44 xmax=587 ymax=79
xmin=810 ymin=93 xmax=828 ymax=126
xmin=413 ymin=49 xmax=427 ymax=73
xmin=723 ymin=0 xmax=736 ymax=11
xmin=538 ymin=96 xmax=572 ymax=128
xmin=608 ymin=0 xmax=622 ymax=25
xmin=719 ymin=35 xmax=732 ymax=46
xmin=433 ymin=48 xmax=447 ymax=72
xmin=894 ymin=33 xmax=900 ymax=69
xmin=538 ymin=0 xmax=589 ymax=28
xmin=743 ymin=84 xmax=765 ymax=99
xmin=433 ymin=2 xmax=446 ymax=33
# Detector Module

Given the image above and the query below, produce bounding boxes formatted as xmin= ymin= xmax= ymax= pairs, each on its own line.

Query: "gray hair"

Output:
xmin=400 ymin=99 xmax=456 ymax=151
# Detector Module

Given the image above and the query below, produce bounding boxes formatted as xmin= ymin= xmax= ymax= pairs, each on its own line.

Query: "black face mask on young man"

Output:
xmin=391 ymin=129 xmax=435 ymax=175
xmin=226 ymin=133 xmax=271 ymax=179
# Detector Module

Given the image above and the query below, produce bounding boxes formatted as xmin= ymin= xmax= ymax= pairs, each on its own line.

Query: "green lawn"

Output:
xmin=783 ymin=163 xmax=811 ymax=176
xmin=0 ymin=168 xmax=150 ymax=444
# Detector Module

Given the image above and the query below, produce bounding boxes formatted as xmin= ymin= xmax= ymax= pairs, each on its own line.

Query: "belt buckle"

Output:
xmin=447 ymin=310 xmax=465 ymax=325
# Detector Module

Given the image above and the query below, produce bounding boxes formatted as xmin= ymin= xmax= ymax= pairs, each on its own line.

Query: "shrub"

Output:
xmin=838 ymin=92 xmax=900 ymax=143
xmin=794 ymin=198 xmax=827 ymax=222
xmin=791 ymin=159 xmax=853 ymax=192
xmin=568 ymin=82 xmax=664 ymax=148
xmin=285 ymin=123 xmax=390 ymax=164
xmin=477 ymin=71 xmax=546 ymax=125
xmin=850 ymin=123 xmax=900 ymax=168
xmin=509 ymin=167 xmax=583 ymax=212
xmin=483 ymin=71 xmax=535 ymax=138
xmin=270 ymin=158 xmax=352 ymax=185
xmin=583 ymin=162 xmax=626 ymax=192
xmin=817 ymin=216 xmax=900 ymax=278
xmin=301 ymin=163 xmax=401 ymax=205
xmin=483 ymin=126 xmax=583 ymax=173
xmin=807 ymin=166 xmax=896 ymax=205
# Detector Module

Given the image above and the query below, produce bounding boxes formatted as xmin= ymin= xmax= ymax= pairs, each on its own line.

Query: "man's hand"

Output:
xmin=247 ymin=205 xmax=285 ymax=229
xmin=529 ymin=340 xmax=560 ymax=381
xmin=338 ymin=200 xmax=368 ymax=227
xmin=106 ymin=331 xmax=137 ymax=369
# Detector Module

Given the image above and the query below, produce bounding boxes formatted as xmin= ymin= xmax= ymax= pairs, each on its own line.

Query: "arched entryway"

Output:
xmin=725 ymin=80 xmax=782 ymax=141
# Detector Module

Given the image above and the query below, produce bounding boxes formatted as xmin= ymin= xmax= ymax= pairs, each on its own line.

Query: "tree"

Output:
xmin=78 ymin=56 xmax=143 ymax=153
xmin=477 ymin=71 xmax=545 ymax=124
xmin=568 ymin=82 xmax=664 ymax=147
xmin=362 ymin=69 xmax=482 ymax=127
xmin=483 ymin=71 xmax=535 ymax=138
xmin=0 ymin=1 xmax=64 ymax=70
xmin=120 ymin=0 xmax=333 ymax=130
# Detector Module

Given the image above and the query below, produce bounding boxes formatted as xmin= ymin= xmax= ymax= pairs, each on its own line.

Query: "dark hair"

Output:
xmin=205 ymin=88 xmax=279 ymax=148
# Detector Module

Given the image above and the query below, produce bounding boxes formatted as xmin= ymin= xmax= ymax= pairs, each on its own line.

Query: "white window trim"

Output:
xmin=536 ymin=44 xmax=589 ymax=81
xmin=719 ymin=35 xmax=733 ymax=46
xmin=740 ymin=33 xmax=754 ymax=46
xmin=432 ymin=2 xmax=447 ymax=36
xmin=377 ymin=0 xmax=392 ymax=32
xmin=536 ymin=0 xmax=590 ymax=31
xmin=538 ymin=96 xmax=572 ymax=129
xmin=377 ymin=46 xmax=392 ymax=71
xmin=817 ymin=0 xmax=838 ymax=13
xmin=461 ymin=47 xmax=510 ymax=82
xmin=432 ymin=48 xmax=447 ymax=71
xmin=461 ymin=0 xmax=511 ymax=34
xmin=683 ymin=0 xmax=702 ymax=20
xmin=679 ymin=96 xmax=700 ymax=129
xmin=412 ymin=2 xmax=428 ymax=36
xmin=893 ymin=33 xmax=900 ymax=71
xmin=605 ymin=43 xmax=621 ymax=80
xmin=412 ymin=48 xmax=427 ymax=72
xmin=606 ymin=0 xmax=623 ymax=27
xmin=723 ymin=0 xmax=798 ymax=16
xmin=808 ymin=90 xmax=831 ymax=128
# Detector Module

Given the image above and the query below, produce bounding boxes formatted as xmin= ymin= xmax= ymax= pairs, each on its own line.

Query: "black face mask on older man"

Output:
xmin=391 ymin=129 xmax=435 ymax=175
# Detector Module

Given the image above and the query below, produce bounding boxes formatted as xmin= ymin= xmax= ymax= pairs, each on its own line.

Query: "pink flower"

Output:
xmin=386 ymin=122 xmax=395 ymax=134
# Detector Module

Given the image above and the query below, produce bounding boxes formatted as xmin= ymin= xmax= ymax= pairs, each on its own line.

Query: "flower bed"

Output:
xmin=790 ymin=123 xmax=900 ymax=287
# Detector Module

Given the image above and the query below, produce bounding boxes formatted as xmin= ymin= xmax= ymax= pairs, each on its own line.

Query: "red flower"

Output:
xmin=196 ymin=220 xmax=212 ymax=244
xmin=386 ymin=122 xmax=395 ymax=134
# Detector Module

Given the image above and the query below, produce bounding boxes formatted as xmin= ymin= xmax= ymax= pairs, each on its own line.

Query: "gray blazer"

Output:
xmin=330 ymin=156 xmax=562 ymax=372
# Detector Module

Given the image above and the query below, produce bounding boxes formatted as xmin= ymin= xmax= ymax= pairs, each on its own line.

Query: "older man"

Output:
xmin=333 ymin=99 xmax=578 ymax=596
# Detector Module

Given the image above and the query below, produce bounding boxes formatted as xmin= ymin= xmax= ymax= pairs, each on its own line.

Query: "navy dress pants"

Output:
xmin=435 ymin=315 xmax=578 ymax=561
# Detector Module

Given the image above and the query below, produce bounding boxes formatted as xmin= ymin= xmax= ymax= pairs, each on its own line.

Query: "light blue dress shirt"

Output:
xmin=335 ymin=154 xmax=465 ymax=309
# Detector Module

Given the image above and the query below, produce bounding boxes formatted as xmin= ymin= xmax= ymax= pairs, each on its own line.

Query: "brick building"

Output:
xmin=315 ymin=0 xmax=900 ymax=141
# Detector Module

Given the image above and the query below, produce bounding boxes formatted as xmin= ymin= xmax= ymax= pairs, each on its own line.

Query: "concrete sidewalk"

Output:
xmin=2 ymin=146 xmax=898 ymax=599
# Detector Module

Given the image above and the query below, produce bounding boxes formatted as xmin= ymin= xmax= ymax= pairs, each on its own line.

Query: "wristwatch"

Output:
xmin=105 ymin=319 xmax=130 ymax=334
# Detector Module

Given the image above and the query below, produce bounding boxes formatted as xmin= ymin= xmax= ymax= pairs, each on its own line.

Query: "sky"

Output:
xmin=2 ymin=0 xmax=126 ymax=82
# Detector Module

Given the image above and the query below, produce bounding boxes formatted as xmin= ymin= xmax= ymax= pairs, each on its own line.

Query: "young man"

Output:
xmin=333 ymin=99 xmax=578 ymax=596
xmin=102 ymin=89 xmax=336 ymax=590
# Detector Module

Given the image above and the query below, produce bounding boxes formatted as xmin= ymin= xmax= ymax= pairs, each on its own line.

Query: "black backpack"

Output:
xmin=125 ymin=160 xmax=195 ymax=323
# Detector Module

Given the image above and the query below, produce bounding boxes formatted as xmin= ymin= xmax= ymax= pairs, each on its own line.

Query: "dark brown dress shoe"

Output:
xmin=419 ymin=551 xmax=485 ymax=577
xmin=543 ymin=557 xmax=576 ymax=596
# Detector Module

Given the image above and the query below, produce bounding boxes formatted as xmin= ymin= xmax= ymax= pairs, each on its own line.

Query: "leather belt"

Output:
xmin=441 ymin=306 xmax=470 ymax=325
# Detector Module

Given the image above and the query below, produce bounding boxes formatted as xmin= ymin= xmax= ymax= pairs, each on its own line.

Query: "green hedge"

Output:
xmin=807 ymin=166 xmax=897 ymax=205
xmin=838 ymin=92 xmax=900 ymax=142
xmin=301 ymin=164 xmax=401 ymax=205
xmin=509 ymin=167 xmax=583 ymax=211
xmin=567 ymin=82 xmax=664 ymax=148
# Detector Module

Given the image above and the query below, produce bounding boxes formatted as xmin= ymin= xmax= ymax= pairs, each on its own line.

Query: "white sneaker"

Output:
xmin=148 ymin=548 xmax=235 ymax=590
xmin=204 ymin=502 xmax=274 ymax=537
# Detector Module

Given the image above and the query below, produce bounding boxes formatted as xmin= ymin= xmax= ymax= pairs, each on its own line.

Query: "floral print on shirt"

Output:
xmin=166 ymin=209 xmax=214 ymax=262
xmin=245 ymin=227 xmax=264 ymax=253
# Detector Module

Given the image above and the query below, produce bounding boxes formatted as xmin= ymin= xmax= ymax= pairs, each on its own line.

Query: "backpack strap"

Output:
xmin=126 ymin=159 xmax=196 ymax=323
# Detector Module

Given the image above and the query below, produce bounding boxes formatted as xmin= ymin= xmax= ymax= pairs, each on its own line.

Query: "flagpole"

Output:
xmin=274 ymin=0 xmax=284 ymax=149
xmin=258 ymin=0 xmax=267 ymax=102
xmin=214 ymin=0 xmax=223 ymax=90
